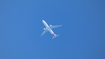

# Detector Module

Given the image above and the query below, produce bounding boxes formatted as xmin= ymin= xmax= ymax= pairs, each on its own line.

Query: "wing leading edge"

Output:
xmin=41 ymin=30 xmax=47 ymax=36
xmin=49 ymin=25 xmax=62 ymax=29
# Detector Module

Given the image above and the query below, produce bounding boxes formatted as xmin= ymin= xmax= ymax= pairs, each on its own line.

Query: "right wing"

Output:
xmin=49 ymin=25 xmax=62 ymax=29
xmin=41 ymin=30 xmax=47 ymax=36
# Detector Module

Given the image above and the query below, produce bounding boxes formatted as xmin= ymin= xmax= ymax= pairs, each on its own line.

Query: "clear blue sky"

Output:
xmin=0 ymin=0 xmax=105 ymax=59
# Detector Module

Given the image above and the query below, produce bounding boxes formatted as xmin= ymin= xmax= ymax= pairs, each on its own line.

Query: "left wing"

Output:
xmin=41 ymin=30 xmax=47 ymax=36
xmin=49 ymin=25 xmax=62 ymax=29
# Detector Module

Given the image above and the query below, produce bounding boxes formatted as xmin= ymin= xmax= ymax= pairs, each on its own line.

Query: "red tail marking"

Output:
xmin=52 ymin=34 xmax=56 ymax=36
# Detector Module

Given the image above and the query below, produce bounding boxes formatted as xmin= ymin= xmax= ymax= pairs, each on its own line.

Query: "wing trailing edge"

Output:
xmin=41 ymin=30 xmax=47 ymax=36
xmin=49 ymin=25 xmax=62 ymax=29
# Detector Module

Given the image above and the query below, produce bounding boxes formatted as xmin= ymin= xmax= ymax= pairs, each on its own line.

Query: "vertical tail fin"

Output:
xmin=52 ymin=34 xmax=59 ymax=39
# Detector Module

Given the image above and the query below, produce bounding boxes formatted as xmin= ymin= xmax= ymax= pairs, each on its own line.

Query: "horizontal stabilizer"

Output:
xmin=52 ymin=34 xmax=59 ymax=39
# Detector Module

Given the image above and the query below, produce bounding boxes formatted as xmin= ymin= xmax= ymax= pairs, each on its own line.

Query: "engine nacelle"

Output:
xmin=50 ymin=25 xmax=52 ymax=26
xmin=43 ymin=28 xmax=46 ymax=30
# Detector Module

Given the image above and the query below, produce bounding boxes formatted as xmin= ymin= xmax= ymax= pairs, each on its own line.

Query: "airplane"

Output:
xmin=41 ymin=20 xmax=62 ymax=39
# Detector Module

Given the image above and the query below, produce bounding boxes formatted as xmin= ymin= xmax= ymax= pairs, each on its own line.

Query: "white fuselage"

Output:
xmin=42 ymin=20 xmax=54 ymax=35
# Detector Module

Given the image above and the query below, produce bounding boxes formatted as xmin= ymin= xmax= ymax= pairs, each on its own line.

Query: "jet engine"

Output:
xmin=43 ymin=28 xmax=46 ymax=30
xmin=50 ymin=25 xmax=52 ymax=26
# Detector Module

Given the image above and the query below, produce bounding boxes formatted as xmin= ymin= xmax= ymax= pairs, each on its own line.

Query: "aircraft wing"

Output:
xmin=41 ymin=30 xmax=47 ymax=36
xmin=49 ymin=25 xmax=62 ymax=29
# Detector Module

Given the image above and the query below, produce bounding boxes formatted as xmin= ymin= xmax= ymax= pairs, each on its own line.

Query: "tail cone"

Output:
xmin=52 ymin=34 xmax=59 ymax=39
